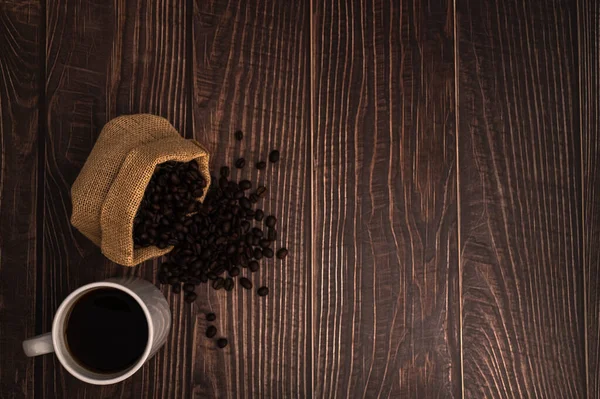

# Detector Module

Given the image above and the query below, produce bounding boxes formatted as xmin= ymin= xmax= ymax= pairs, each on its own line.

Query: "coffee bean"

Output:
xmin=224 ymin=278 xmax=234 ymax=291
xmin=276 ymin=248 xmax=288 ymax=259
xmin=229 ymin=266 xmax=240 ymax=277
xmin=172 ymin=284 xmax=181 ymax=294
xmin=248 ymin=261 xmax=259 ymax=272
xmin=249 ymin=227 xmax=261 ymax=237
xmin=206 ymin=313 xmax=216 ymax=321
xmin=256 ymin=186 xmax=267 ymax=198
xmin=217 ymin=338 xmax=228 ymax=348
xmin=257 ymin=286 xmax=269 ymax=296
xmin=220 ymin=166 xmax=230 ymax=178
xmin=212 ymin=278 xmax=225 ymax=290
xmin=268 ymin=150 xmax=280 ymax=163
xmin=263 ymin=248 xmax=274 ymax=258
xmin=206 ymin=326 xmax=217 ymax=338
xmin=184 ymin=292 xmax=197 ymax=303
xmin=235 ymin=158 xmax=246 ymax=168
xmin=183 ymin=283 xmax=195 ymax=292
xmin=256 ymin=161 xmax=266 ymax=170
xmin=206 ymin=272 xmax=218 ymax=281
xmin=234 ymin=130 xmax=244 ymax=141
xmin=239 ymin=180 xmax=252 ymax=190
xmin=265 ymin=215 xmax=276 ymax=227
xmin=240 ymin=277 xmax=253 ymax=289
xmin=239 ymin=197 xmax=251 ymax=209
xmin=253 ymin=248 xmax=263 ymax=260
xmin=260 ymin=239 xmax=272 ymax=248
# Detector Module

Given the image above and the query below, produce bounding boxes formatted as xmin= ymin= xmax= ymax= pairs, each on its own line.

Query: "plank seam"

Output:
xmin=576 ymin=0 xmax=589 ymax=396
xmin=453 ymin=0 xmax=464 ymax=397
xmin=34 ymin=0 xmax=48 ymax=397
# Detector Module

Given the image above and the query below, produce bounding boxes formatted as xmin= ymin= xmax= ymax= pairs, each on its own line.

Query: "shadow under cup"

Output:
xmin=53 ymin=284 xmax=153 ymax=384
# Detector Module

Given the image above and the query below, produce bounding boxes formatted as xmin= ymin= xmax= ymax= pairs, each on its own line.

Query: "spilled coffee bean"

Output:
xmin=268 ymin=150 xmax=280 ymax=163
xmin=217 ymin=338 xmax=228 ymax=348
xmin=235 ymin=158 xmax=246 ymax=169
xmin=206 ymin=326 xmax=217 ymax=338
xmin=239 ymin=277 xmax=252 ymax=290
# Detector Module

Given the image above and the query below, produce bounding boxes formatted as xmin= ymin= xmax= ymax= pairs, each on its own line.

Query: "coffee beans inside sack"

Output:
xmin=71 ymin=114 xmax=210 ymax=266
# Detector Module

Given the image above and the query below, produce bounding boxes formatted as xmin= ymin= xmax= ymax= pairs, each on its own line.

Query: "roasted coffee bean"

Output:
xmin=257 ymin=286 xmax=269 ymax=296
xmin=217 ymin=338 xmax=228 ymax=348
xmin=239 ymin=197 xmax=251 ymax=209
xmin=229 ymin=266 xmax=241 ymax=277
xmin=224 ymin=278 xmax=234 ymax=291
xmin=184 ymin=292 xmax=197 ymax=303
xmin=253 ymin=248 xmax=263 ymax=260
xmin=172 ymin=284 xmax=181 ymax=294
xmin=267 ymin=228 xmax=277 ymax=241
xmin=234 ymin=130 xmax=244 ymax=141
xmin=265 ymin=215 xmax=277 ymax=227
xmin=220 ymin=166 xmax=230 ymax=178
xmin=235 ymin=158 xmax=246 ymax=168
xmin=263 ymin=248 xmax=274 ymax=258
xmin=239 ymin=278 xmax=252 ymax=290
xmin=168 ymin=276 xmax=179 ymax=285
xmin=256 ymin=186 xmax=267 ymax=198
xmin=260 ymin=239 xmax=272 ymax=248
xmin=206 ymin=326 xmax=217 ymax=338
xmin=206 ymin=313 xmax=216 ymax=321
xmin=252 ymin=227 xmax=264 ymax=237
xmin=183 ymin=283 xmax=195 ymax=292
xmin=276 ymin=248 xmax=288 ymax=259
xmin=268 ymin=150 xmax=280 ymax=163
xmin=256 ymin=161 xmax=266 ymax=170
xmin=254 ymin=209 xmax=264 ymax=221
xmin=212 ymin=278 xmax=225 ymax=290
xmin=248 ymin=261 xmax=259 ymax=272
xmin=239 ymin=180 xmax=251 ymax=190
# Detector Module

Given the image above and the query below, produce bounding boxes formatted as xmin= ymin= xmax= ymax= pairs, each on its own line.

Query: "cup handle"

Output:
xmin=23 ymin=333 xmax=54 ymax=357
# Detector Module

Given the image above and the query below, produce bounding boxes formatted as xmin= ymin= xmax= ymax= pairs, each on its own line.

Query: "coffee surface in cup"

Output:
xmin=65 ymin=288 xmax=148 ymax=373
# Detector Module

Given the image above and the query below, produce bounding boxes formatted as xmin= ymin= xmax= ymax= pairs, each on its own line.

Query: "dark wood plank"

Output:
xmin=0 ymin=1 xmax=41 ymax=398
xmin=192 ymin=0 xmax=312 ymax=397
xmin=43 ymin=0 xmax=193 ymax=397
xmin=457 ymin=0 xmax=585 ymax=397
xmin=580 ymin=0 xmax=600 ymax=396
xmin=313 ymin=0 xmax=460 ymax=397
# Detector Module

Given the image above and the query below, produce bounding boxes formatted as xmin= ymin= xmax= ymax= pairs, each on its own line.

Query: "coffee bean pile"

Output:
xmin=132 ymin=131 xmax=289 ymax=348
xmin=156 ymin=159 xmax=283 ymax=303
xmin=133 ymin=160 xmax=207 ymax=250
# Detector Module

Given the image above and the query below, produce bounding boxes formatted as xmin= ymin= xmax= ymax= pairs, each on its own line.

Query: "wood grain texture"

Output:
xmin=43 ymin=0 xmax=194 ymax=397
xmin=457 ymin=0 xmax=585 ymax=397
xmin=313 ymin=0 xmax=460 ymax=397
xmin=579 ymin=0 xmax=600 ymax=397
xmin=192 ymin=0 xmax=312 ymax=397
xmin=0 ymin=1 xmax=41 ymax=398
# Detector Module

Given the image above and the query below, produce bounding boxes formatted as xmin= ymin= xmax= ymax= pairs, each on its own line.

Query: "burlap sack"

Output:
xmin=71 ymin=114 xmax=211 ymax=266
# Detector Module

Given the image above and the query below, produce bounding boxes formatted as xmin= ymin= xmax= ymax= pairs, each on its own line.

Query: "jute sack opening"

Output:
xmin=71 ymin=114 xmax=211 ymax=266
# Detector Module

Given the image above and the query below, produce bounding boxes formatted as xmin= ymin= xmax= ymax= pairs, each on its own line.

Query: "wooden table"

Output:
xmin=0 ymin=0 xmax=598 ymax=397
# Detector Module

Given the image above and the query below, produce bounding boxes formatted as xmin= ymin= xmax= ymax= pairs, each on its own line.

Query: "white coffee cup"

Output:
xmin=22 ymin=277 xmax=171 ymax=385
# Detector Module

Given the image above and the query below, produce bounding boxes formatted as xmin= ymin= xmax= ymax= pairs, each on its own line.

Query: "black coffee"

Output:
xmin=65 ymin=288 xmax=148 ymax=373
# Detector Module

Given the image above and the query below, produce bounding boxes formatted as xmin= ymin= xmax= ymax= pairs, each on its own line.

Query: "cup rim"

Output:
xmin=51 ymin=281 xmax=154 ymax=385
